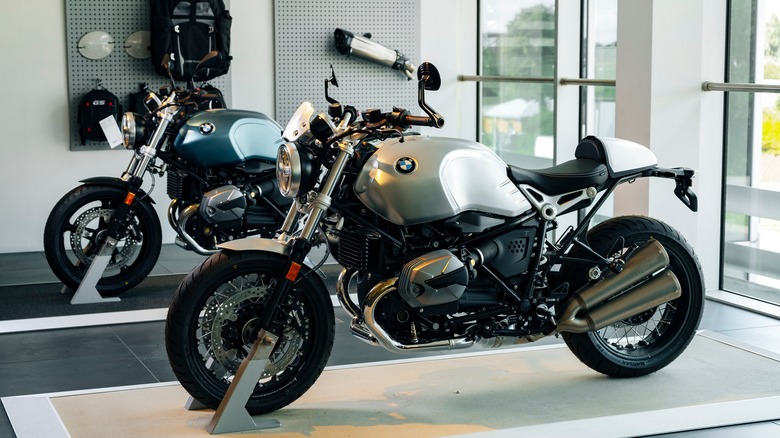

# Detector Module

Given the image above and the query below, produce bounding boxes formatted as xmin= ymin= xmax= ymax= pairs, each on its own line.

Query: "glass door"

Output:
xmin=722 ymin=0 xmax=780 ymax=306
xmin=478 ymin=0 xmax=556 ymax=169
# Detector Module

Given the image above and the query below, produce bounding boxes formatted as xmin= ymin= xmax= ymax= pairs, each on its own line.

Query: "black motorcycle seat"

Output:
xmin=507 ymin=158 xmax=608 ymax=196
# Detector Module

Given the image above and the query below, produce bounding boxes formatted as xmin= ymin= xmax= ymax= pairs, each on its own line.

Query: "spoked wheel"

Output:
xmin=43 ymin=184 xmax=162 ymax=295
xmin=557 ymin=216 xmax=704 ymax=377
xmin=165 ymin=250 xmax=335 ymax=414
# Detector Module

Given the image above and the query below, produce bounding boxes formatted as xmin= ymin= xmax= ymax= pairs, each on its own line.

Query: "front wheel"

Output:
xmin=557 ymin=216 xmax=704 ymax=377
xmin=43 ymin=184 xmax=162 ymax=295
xmin=165 ymin=250 xmax=335 ymax=414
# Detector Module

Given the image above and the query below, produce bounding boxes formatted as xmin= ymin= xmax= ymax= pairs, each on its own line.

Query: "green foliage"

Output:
xmin=766 ymin=14 xmax=780 ymax=59
xmin=482 ymin=4 xmax=555 ymax=101
xmin=765 ymin=62 xmax=780 ymax=80
xmin=762 ymin=105 xmax=780 ymax=155
xmin=481 ymin=4 xmax=555 ymax=152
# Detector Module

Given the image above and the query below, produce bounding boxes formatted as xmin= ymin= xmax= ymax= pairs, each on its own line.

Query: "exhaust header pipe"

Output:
xmin=556 ymin=239 xmax=682 ymax=334
xmin=355 ymin=277 xmax=475 ymax=353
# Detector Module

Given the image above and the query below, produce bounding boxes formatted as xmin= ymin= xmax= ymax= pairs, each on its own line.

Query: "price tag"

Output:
xmin=99 ymin=116 xmax=124 ymax=148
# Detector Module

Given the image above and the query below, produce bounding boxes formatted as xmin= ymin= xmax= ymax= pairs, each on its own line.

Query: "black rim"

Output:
xmin=189 ymin=269 xmax=317 ymax=401
xmin=590 ymin=239 xmax=692 ymax=359
xmin=57 ymin=191 xmax=152 ymax=282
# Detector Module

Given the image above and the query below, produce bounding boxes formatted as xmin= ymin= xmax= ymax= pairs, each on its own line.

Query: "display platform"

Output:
xmin=5 ymin=331 xmax=780 ymax=437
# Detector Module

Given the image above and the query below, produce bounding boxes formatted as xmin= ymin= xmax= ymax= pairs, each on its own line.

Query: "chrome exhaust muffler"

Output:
xmin=555 ymin=239 xmax=682 ymax=334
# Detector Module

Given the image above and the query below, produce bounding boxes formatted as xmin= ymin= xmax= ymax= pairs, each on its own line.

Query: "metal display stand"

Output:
xmin=194 ymin=330 xmax=281 ymax=434
xmin=68 ymin=237 xmax=121 ymax=304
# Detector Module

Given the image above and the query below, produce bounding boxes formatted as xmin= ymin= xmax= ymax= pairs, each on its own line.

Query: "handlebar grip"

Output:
xmin=198 ymin=93 xmax=220 ymax=101
xmin=402 ymin=114 xmax=445 ymax=128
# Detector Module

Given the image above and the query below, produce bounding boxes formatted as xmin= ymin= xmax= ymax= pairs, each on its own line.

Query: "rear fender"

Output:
xmin=80 ymin=177 xmax=156 ymax=204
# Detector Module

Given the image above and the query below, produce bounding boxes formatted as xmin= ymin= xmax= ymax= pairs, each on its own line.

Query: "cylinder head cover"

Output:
xmin=397 ymin=250 xmax=469 ymax=308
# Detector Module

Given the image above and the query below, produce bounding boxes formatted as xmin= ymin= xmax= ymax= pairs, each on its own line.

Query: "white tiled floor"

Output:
xmin=1 ymin=246 xmax=780 ymax=437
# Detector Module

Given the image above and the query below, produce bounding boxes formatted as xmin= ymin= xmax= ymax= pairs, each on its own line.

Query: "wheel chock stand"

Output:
xmin=69 ymin=237 xmax=121 ymax=305
xmin=202 ymin=330 xmax=281 ymax=434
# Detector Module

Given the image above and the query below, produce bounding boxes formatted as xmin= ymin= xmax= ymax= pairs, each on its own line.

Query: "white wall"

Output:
xmin=419 ymin=0 xmax=478 ymax=140
xmin=0 ymin=0 xmax=477 ymax=254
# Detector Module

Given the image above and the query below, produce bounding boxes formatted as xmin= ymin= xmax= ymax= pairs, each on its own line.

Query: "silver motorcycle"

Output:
xmin=165 ymin=62 xmax=704 ymax=414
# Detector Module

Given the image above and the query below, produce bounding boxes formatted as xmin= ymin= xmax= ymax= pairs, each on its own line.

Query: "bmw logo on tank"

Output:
xmin=395 ymin=157 xmax=417 ymax=174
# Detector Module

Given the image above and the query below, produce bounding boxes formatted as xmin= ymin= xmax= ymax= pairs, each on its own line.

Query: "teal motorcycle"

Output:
xmin=44 ymin=55 xmax=291 ymax=295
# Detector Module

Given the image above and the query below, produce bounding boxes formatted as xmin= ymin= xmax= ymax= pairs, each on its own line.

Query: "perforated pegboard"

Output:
xmin=65 ymin=0 xmax=232 ymax=151
xmin=274 ymin=0 xmax=420 ymax=124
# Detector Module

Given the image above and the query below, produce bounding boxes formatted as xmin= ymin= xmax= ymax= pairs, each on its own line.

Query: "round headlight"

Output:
xmin=277 ymin=142 xmax=301 ymax=197
xmin=276 ymin=142 xmax=319 ymax=198
xmin=121 ymin=112 xmax=148 ymax=149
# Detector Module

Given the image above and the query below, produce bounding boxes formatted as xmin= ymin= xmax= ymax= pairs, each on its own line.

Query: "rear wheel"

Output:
xmin=557 ymin=216 xmax=704 ymax=377
xmin=43 ymin=184 xmax=162 ymax=295
xmin=165 ymin=250 xmax=335 ymax=414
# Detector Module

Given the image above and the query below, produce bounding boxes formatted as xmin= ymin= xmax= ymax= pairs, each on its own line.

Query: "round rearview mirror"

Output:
xmin=417 ymin=62 xmax=441 ymax=91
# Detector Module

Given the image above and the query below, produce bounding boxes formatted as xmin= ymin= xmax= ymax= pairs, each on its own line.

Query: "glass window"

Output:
xmin=723 ymin=0 xmax=780 ymax=306
xmin=479 ymin=0 xmax=555 ymax=169
xmin=581 ymin=0 xmax=617 ymax=138
xmin=580 ymin=0 xmax=617 ymax=224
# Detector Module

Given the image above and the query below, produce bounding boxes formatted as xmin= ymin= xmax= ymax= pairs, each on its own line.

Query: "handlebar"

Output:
xmin=402 ymin=114 xmax=444 ymax=128
xmin=197 ymin=93 xmax=221 ymax=101
xmin=382 ymin=109 xmax=445 ymax=129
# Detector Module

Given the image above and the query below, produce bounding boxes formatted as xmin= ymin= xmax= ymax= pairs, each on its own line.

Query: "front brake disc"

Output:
xmin=201 ymin=282 xmax=303 ymax=378
xmin=71 ymin=207 xmax=138 ymax=271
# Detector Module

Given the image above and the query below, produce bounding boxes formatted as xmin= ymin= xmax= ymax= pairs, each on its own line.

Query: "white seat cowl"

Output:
xmin=600 ymin=137 xmax=658 ymax=175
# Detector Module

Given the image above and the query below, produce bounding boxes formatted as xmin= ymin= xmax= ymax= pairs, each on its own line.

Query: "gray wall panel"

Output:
xmin=64 ymin=0 xmax=232 ymax=151
xmin=274 ymin=0 xmax=420 ymax=125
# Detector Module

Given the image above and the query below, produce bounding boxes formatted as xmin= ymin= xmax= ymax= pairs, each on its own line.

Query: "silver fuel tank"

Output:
xmin=354 ymin=136 xmax=531 ymax=226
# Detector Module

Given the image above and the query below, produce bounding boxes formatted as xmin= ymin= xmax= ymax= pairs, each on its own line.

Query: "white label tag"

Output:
xmin=99 ymin=116 xmax=123 ymax=148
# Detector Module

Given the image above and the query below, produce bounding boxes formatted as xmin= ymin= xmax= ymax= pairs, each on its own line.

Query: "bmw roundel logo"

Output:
xmin=199 ymin=122 xmax=215 ymax=135
xmin=395 ymin=157 xmax=417 ymax=174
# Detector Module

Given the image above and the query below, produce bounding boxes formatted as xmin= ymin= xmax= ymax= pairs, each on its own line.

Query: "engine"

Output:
xmin=333 ymin=212 xmax=538 ymax=315
xmin=397 ymin=250 xmax=469 ymax=308
xmin=168 ymin=169 xmax=286 ymax=253
xmin=199 ymin=185 xmax=247 ymax=224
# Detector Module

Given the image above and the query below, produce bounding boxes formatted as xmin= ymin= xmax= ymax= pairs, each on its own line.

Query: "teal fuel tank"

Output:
xmin=173 ymin=109 xmax=284 ymax=168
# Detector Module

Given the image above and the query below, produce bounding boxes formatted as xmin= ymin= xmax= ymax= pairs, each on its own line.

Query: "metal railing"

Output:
xmin=457 ymin=75 xmax=554 ymax=84
xmin=458 ymin=75 xmax=615 ymax=87
xmin=702 ymin=81 xmax=780 ymax=93
xmin=559 ymin=78 xmax=615 ymax=87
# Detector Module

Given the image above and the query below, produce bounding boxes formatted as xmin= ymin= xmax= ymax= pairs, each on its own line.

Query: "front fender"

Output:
xmin=218 ymin=237 xmax=290 ymax=255
xmin=80 ymin=177 xmax=156 ymax=204
xmin=218 ymin=238 xmax=326 ymax=277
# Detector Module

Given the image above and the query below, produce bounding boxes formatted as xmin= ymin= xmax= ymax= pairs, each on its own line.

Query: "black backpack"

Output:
xmin=150 ymin=0 xmax=232 ymax=82
xmin=128 ymin=83 xmax=152 ymax=114
xmin=77 ymin=88 xmax=123 ymax=144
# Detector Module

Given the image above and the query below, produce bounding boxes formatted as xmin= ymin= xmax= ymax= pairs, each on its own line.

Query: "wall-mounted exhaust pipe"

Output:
xmin=334 ymin=28 xmax=416 ymax=80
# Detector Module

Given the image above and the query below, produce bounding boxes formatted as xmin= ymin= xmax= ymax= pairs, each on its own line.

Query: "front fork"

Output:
xmin=109 ymin=110 xmax=173 ymax=244
xmin=255 ymin=140 xmax=355 ymax=331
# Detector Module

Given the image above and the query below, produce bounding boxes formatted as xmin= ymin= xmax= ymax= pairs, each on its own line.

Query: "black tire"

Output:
xmin=165 ymin=250 xmax=335 ymax=414
xmin=557 ymin=215 xmax=704 ymax=377
xmin=43 ymin=184 xmax=162 ymax=296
